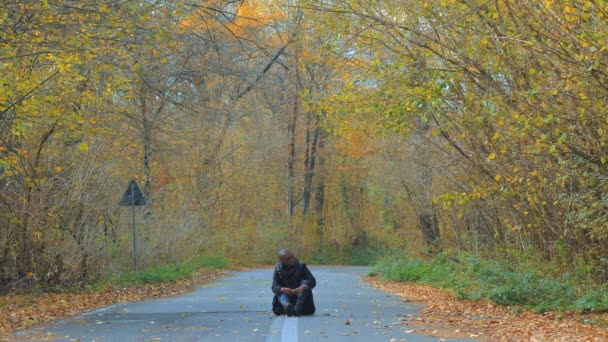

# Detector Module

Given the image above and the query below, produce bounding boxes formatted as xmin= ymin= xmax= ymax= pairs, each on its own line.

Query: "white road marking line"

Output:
xmin=282 ymin=317 xmax=298 ymax=342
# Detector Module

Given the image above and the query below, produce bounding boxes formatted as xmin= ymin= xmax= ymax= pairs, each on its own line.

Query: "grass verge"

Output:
xmin=114 ymin=254 xmax=230 ymax=285
xmin=370 ymin=251 xmax=608 ymax=313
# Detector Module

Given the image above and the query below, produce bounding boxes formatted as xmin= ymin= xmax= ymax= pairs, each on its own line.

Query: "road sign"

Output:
xmin=119 ymin=180 xmax=146 ymax=206
xmin=119 ymin=179 xmax=146 ymax=272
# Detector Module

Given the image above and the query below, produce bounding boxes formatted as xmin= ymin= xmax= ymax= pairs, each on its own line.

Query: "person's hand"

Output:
xmin=291 ymin=285 xmax=307 ymax=295
xmin=280 ymin=287 xmax=292 ymax=295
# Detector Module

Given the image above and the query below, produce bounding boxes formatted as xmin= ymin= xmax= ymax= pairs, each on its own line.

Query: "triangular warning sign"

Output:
xmin=119 ymin=180 xmax=146 ymax=206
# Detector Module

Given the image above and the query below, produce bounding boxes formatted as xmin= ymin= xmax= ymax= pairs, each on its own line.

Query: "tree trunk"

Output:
xmin=302 ymin=111 xmax=315 ymax=214
xmin=313 ymin=113 xmax=327 ymax=223
xmin=286 ymin=99 xmax=297 ymax=218
xmin=419 ymin=211 xmax=440 ymax=245
xmin=303 ymin=107 xmax=326 ymax=215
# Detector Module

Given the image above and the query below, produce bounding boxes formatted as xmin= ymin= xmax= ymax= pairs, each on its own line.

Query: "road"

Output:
xmin=15 ymin=266 xmax=475 ymax=341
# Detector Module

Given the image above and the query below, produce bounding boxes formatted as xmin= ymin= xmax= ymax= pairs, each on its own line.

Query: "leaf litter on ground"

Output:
xmin=365 ymin=275 xmax=608 ymax=342
xmin=0 ymin=269 xmax=227 ymax=340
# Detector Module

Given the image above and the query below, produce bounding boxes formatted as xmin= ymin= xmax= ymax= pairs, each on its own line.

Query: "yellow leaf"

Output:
xmin=488 ymin=152 xmax=496 ymax=160
xmin=79 ymin=142 xmax=89 ymax=151
xmin=495 ymin=175 xmax=502 ymax=181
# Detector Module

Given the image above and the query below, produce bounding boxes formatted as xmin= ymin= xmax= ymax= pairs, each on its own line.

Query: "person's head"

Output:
xmin=278 ymin=248 xmax=296 ymax=268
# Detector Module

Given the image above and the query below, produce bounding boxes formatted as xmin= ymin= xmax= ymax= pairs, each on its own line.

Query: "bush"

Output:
xmin=575 ymin=288 xmax=608 ymax=313
xmin=371 ymin=251 xmax=608 ymax=313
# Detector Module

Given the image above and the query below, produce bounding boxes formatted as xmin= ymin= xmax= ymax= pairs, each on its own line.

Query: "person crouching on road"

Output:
xmin=271 ymin=248 xmax=316 ymax=316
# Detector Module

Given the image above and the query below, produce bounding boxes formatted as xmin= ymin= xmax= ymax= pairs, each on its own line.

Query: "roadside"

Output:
xmin=0 ymin=269 xmax=227 ymax=339
xmin=365 ymin=276 xmax=608 ymax=342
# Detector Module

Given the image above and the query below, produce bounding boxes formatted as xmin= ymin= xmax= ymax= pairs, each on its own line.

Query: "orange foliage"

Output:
xmin=334 ymin=111 xmax=381 ymax=161
xmin=179 ymin=1 xmax=282 ymax=37
xmin=228 ymin=1 xmax=282 ymax=35
xmin=336 ymin=127 xmax=368 ymax=160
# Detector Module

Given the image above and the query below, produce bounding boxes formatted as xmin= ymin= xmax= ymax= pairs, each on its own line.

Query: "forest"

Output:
xmin=2 ymin=0 xmax=608 ymax=294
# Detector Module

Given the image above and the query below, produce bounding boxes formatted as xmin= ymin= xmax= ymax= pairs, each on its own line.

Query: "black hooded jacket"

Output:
xmin=271 ymin=259 xmax=316 ymax=315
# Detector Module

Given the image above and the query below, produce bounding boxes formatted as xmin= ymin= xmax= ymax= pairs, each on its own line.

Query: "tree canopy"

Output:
xmin=2 ymin=0 xmax=607 ymax=292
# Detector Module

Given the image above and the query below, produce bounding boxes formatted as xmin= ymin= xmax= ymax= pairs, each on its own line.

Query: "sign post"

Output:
xmin=119 ymin=179 xmax=146 ymax=272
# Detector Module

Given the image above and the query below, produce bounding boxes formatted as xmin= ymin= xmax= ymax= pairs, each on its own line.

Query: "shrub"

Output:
xmin=371 ymin=251 xmax=608 ymax=313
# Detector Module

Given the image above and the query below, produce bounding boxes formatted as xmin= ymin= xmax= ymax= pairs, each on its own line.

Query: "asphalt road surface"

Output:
xmin=16 ymin=266 xmax=476 ymax=341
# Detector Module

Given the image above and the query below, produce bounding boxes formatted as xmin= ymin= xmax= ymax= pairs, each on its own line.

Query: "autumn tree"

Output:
xmin=0 ymin=0 xmax=164 ymax=289
xmin=305 ymin=0 xmax=608 ymax=274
